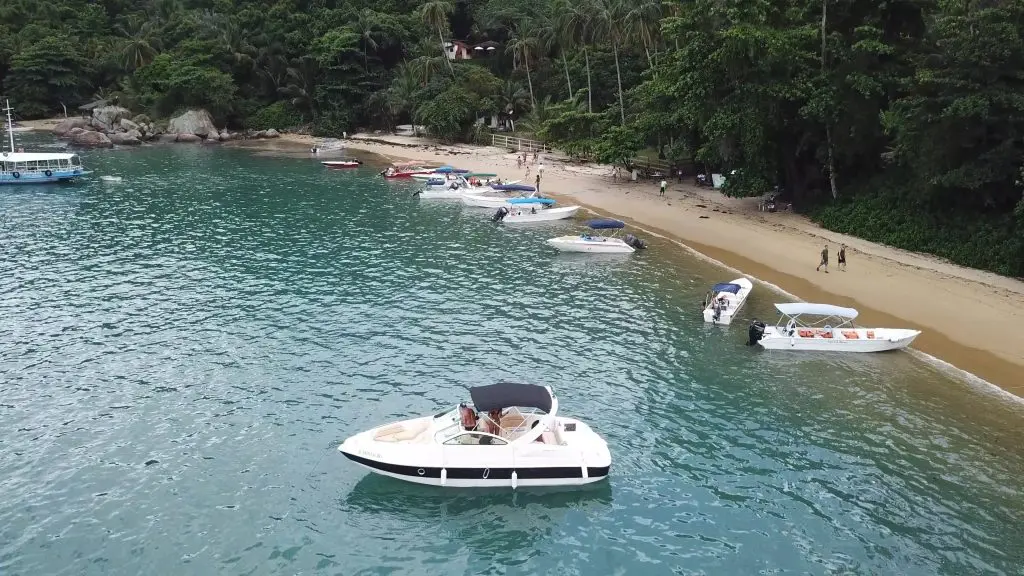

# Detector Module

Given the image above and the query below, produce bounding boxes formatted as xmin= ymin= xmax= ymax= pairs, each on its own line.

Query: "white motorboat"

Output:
xmin=461 ymin=191 xmax=543 ymax=209
xmin=546 ymin=218 xmax=648 ymax=253
xmin=321 ymin=159 xmax=361 ymax=169
xmin=338 ymin=382 xmax=611 ymax=489
xmin=748 ymin=303 xmax=921 ymax=352
xmin=493 ymin=201 xmax=579 ymax=223
xmin=702 ymin=278 xmax=753 ymax=325
xmin=99 ymin=175 xmax=123 ymax=183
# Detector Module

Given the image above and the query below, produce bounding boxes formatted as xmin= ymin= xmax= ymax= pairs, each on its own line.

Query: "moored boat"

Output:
xmin=381 ymin=160 xmax=436 ymax=178
xmin=492 ymin=200 xmax=579 ymax=223
xmin=1 ymin=100 xmax=88 ymax=185
xmin=546 ymin=218 xmax=648 ymax=253
xmin=748 ymin=303 xmax=921 ymax=352
xmin=702 ymin=278 xmax=753 ymax=325
xmin=322 ymin=159 xmax=361 ymax=168
xmin=338 ymin=382 xmax=611 ymax=489
xmin=461 ymin=193 xmax=545 ymax=209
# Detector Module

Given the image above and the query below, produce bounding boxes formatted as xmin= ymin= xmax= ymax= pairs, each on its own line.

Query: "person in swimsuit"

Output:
xmin=838 ymin=244 xmax=847 ymax=271
xmin=816 ymin=245 xmax=829 ymax=273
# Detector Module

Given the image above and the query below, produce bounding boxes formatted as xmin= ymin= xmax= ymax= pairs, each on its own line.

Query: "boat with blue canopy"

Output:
xmin=546 ymin=218 xmax=647 ymax=253
xmin=702 ymin=278 xmax=753 ymax=325
xmin=508 ymin=197 xmax=554 ymax=205
xmin=491 ymin=183 xmax=536 ymax=192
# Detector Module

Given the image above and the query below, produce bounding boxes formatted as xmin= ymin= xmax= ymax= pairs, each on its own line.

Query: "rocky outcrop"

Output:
xmin=264 ymin=128 xmax=280 ymax=138
xmin=109 ymin=132 xmax=141 ymax=146
xmin=52 ymin=118 xmax=92 ymax=137
xmin=118 ymin=118 xmax=140 ymax=133
xmin=159 ymin=134 xmax=178 ymax=143
xmin=92 ymin=105 xmax=132 ymax=131
xmin=168 ymin=109 xmax=218 ymax=138
xmin=175 ymin=133 xmax=202 ymax=143
xmin=69 ymin=129 xmax=113 ymax=148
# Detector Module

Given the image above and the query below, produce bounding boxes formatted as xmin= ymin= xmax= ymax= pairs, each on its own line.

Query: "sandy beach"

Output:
xmin=315 ymin=133 xmax=1024 ymax=397
xmin=22 ymin=122 xmax=1023 ymax=394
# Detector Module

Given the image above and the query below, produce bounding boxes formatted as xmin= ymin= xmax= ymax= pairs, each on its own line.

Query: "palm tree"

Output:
xmin=280 ymin=56 xmax=319 ymax=121
xmin=499 ymin=80 xmax=530 ymax=129
xmin=113 ymin=15 xmax=160 ymax=71
xmin=420 ymin=0 xmax=455 ymax=75
xmin=625 ymin=0 xmax=661 ymax=70
xmin=592 ymin=0 xmax=628 ymax=125
xmin=558 ymin=0 xmax=594 ymax=113
xmin=505 ymin=24 xmax=538 ymax=109
xmin=354 ymin=9 xmax=382 ymax=72
xmin=537 ymin=7 xmax=572 ymax=101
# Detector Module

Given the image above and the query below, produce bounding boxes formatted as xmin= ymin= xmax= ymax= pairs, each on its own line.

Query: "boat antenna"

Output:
xmin=3 ymin=99 xmax=13 ymax=154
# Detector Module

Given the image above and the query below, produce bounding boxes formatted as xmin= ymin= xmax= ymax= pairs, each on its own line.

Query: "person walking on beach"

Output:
xmin=816 ymin=245 xmax=829 ymax=273
xmin=659 ymin=179 xmax=667 ymax=197
xmin=838 ymin=244 xmax=847 ymax=271
xmin=525 ymin=164 xmax=531 ymax=180
xmin=517 ymin=155 xmax=522 ymax=169
xmin=535 ymin=173 xmax=541 ymax=192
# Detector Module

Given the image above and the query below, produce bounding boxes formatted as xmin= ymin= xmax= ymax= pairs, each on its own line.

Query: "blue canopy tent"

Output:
xmin=586 ymin=218 xmax=626 ymax=229
xmin=491 ymin=183 xmax=536 ymax=192
xmin=711 ymin=282 xmax=742 ymax=294
xmin=508 ymin=197 xmax=554 ymax=205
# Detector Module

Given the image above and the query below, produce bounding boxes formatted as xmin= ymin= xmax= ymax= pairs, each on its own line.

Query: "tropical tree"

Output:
xmin=421 ymin=0 xmax=455 ymax=75
xmin=624 ymin=0 xmax=660 ymax=70
xmin=505 ymin=23 xmax=538 ymax=109
xmin=113 ymin=15 xmax=161 ymax=72
xmin=592 ymin=0 xmax=628 ymax=125
xmin=558 ymin=0 xmax=594 ymax=112
xmin=353 ymin=9 xmax=382 ymax=72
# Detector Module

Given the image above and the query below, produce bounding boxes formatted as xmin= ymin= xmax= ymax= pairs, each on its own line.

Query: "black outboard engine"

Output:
xmin=624 ymin=233 xmax=647 ymax=250
xmin=492 ymin=206 xmax=509 ymax=222
xmin=747 ymin=320 xmax=766 ymax=346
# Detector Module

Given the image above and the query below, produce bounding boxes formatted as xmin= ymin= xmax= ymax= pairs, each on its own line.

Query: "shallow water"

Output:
xmin=1 ymin=143 xmax=1022 ymax=575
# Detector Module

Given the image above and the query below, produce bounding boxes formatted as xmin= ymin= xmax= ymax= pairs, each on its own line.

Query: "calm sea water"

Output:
xmin=1 ymin=141 xmax=1022 ymax=576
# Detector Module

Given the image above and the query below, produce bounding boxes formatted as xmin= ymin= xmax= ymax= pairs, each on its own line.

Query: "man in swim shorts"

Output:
xmin=816 ymin=245 xmax=829 ymax=273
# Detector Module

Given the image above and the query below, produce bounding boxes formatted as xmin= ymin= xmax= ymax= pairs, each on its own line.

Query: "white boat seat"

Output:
xmin=374 ymin=420 xmax=430 ymax=442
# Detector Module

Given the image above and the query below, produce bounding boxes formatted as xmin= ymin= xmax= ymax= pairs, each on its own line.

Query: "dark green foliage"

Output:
xmin=247 ymin=101 xmax=304 ymax=130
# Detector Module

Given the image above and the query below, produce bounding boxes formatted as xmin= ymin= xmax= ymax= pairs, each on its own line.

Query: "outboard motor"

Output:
xmin=747 ymin=320 xmax=766 ymax=346
xmin=624 ymin=233 xmax=647 ymax=250
xmin=492 ymin=206 xmax=509 ymax=222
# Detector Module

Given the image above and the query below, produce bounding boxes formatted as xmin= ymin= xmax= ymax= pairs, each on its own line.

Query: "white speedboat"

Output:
xmin=702 ymin=278 xmax=753 ymax=325
xmin=462 ymin=189 xmax=541 ymax=209
xmin=493 ymin=201 xmax=579 ymax=223
xmin=748 ymin=303 xmax=921 ymax=352
xmin=99 ymin=175 xmax=123 ymax=183
xmin=338 ymin=382 xmax=611 ymax=489
xmin=546 ymin=218 xmax=647 ymax=253
xmin=321 ymin=159 xmax=361 ymax=169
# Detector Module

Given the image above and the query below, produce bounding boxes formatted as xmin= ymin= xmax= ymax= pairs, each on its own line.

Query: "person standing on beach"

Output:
xmin=838 ymin=244 xmax=847 ymax=271
xmin=517 ymin=155 xmax=522 ymax=169
xmin=659 ymin=179 xmax=667 ymax=197
xmin=816 ymin=245 xmax=829 ymax=273
xmin=525 ymin=164 xmax=531 ymax=180
xmin=535 ymin=173 xmax=541 ymax=192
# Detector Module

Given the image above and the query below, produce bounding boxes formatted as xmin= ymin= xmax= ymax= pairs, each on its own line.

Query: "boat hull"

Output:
xmin=500 ymin=206 xmax=579 ymax=223
xmin=546 ymin=236 xmax=635 ymax=253
xmin=702 ymin=278 xmax=753 ymax=325
xmin=322 ymin=161 xmax=359 ymax=168
xmin=461 ymin=195 xmax=543 ymax=209
xmin=0 ymin=169 xmax=86 ymax=184
xmin=758 ymin=327 xmax=921 ymax=352
xmin=340 ymin=451 xmax=610 ymax=488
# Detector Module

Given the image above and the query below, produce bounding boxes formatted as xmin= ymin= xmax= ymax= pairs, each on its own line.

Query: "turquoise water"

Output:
xmin=1 ymin=142 xmax=1022 ymax=575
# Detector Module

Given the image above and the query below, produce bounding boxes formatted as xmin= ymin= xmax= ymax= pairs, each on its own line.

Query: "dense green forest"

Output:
xmin=0 ymin=0 xmax=1022 ymax=275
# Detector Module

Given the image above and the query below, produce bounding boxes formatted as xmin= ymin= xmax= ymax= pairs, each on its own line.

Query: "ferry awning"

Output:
xmin=774 ymin=303 xmax=858 ymax=319
xmin=470 ymin=382 xmax=552 ymax=413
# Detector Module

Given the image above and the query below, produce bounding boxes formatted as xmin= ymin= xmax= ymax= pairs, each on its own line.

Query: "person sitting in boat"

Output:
xmin=785 ymin=319 xmax=796 ymax=336
xmin=385 ymin=167 xmax=396 ymax=177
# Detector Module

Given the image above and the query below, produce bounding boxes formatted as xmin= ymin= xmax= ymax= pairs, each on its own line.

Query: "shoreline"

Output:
xmin=23 ymin=124 xmax=1023 ymax=395
xmin=333 ymin=133 xmax=1023 ymax=397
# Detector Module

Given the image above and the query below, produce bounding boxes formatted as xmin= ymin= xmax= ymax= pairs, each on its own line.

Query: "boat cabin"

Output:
xmin=438 ymin=382 xmax=562 ymax=447
xmin=1 ymin=152 xmax=83 ymax=175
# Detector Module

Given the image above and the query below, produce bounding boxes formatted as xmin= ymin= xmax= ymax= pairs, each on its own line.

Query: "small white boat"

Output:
xmin=493 ymin=201 xmax=579 ymax=223
xmin=2 ymin=101 xmax=89 ymax=185
xmin=338 ymin=382 xmax=611 ymax=489
xmin=99 ymin=175 xmax=123 ymax=183
xmin=748 ymin=303 xmax=921 ymax=352
xmin=702 ymin=278 xmax=753 ymax=325
xmin=321 ymin=159 xmax=361 ymax=169
xmin=546 ymin=218 xmax=648 ymax=253
xmin=462 ymin=192 xmax=544 ymax=209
